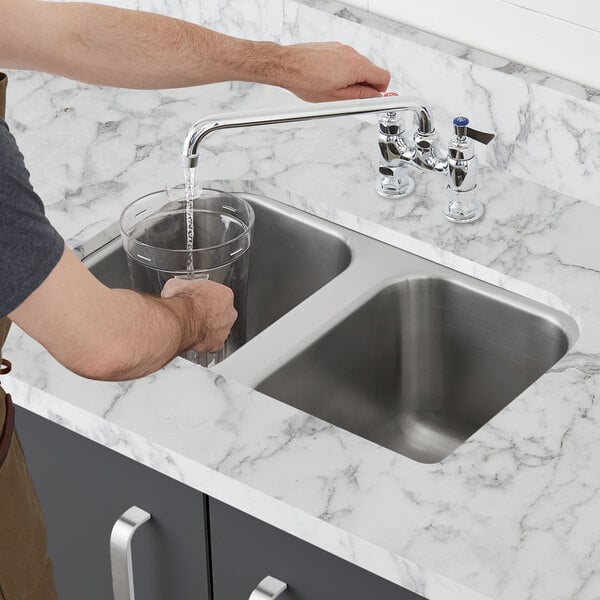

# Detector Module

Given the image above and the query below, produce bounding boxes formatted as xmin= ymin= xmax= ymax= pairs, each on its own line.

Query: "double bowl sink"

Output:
xmin=81 ymin=193 xmax=578 ymax=464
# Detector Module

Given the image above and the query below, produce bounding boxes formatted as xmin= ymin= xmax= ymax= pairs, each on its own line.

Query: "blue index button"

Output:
xmin=453 ymin=116 xmax=469 ymax=127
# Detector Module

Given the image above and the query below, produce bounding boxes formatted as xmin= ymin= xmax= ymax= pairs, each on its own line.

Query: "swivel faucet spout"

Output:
xmin=181 ymin=96 xmax=433 ymax=169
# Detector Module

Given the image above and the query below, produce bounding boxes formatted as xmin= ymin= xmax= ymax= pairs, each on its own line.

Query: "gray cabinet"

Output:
xmin=209 ymin=498 xmax=425 ymax=600
xmin=15 ymin=406 xmax=211 ymax=600
xmin=17 ymin=406 xmax=427 ymax=600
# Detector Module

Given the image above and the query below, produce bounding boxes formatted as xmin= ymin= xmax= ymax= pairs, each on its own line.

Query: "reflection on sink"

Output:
xmin=256 ymin=278 xmax=571 ymax=463
xmin=83 ymin=195 xmax=351 ymax=343
xmin=245 ymin=198 xmax=350 ymax=339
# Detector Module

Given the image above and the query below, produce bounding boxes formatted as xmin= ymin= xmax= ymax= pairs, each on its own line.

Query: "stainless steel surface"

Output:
xmin=248 ymin=576 xmax=288 ymax=600
xmin=73 ymin=221 xmax=121 ymax=260
xmin=255 ymin=278 xmax=572 ymax=463
xmin=181 ymin=96 xmax=434 ymax=168
xmin=82 ymin=192 xmax=578 ymax=464
xmin=110 ymin=506 xmax=152 ymax=600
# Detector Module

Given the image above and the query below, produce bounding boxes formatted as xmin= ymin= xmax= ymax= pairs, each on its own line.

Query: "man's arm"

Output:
xmin=0 ymin=0 xmax=390 ymax=101
xmin=9 ymin=246 xmax=237 ymax=381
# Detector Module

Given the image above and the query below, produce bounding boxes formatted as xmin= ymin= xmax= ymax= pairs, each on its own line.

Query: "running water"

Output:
xmin=183 ymin=167 xmax=199 ymax=364
xmin=184 ymin=167 xmax=197 ymax=276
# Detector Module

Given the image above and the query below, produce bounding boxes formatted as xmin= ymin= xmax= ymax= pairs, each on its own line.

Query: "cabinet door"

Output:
xmin=210 ymin=498 xmax=425 ymax=600
xmin=15 ymin=406 xmax=211 ymax=600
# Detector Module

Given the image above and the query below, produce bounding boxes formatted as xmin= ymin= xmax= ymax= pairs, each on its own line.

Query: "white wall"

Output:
xmin=503 ymin=0 xmax=600 ymax=30
xmin=342 ymin=0 xmax=600 ymax=90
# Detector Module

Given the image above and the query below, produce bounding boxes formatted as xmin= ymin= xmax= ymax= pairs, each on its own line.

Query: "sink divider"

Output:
xmin=212 ymin=253 xmax=385 ymax=388
xmin=211 ymin=236 xmax=447 ymax=388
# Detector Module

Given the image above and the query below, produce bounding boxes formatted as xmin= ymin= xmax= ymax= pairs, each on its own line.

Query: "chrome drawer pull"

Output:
xmin=249 ymin=575 xmax=288 ymax=600
xmin=110 ymin=506 xmax=152 ymax=600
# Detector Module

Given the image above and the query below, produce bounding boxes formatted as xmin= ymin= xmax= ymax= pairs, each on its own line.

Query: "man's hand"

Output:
xmin=0 ymin=1 xmax=390 ymax=102
xmin=276 ymin=42 xmax=390 ymax=102
xmin=161 ymin=278 xmax=237 ymax=354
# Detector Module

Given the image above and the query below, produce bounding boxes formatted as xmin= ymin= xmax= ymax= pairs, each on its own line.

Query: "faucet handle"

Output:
xmin=452 ymin=116 xmax=495 ymax=145
xmin=443 ymin=116 xmax=494 ymax=224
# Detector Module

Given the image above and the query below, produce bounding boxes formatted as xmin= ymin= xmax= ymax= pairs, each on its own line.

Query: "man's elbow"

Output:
xmin=73 ymin=358 xmax=130 ymax=382
xmin=61 ymin=341 xmax=148 ymax=381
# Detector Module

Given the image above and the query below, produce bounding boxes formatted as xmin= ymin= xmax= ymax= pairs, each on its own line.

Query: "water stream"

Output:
xmin=184 ymin=167 xmax=198 ymax=277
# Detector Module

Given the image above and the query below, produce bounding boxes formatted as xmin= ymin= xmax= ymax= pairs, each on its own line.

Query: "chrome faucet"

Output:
xmin=181 ymin=96 xmax=493 ymax=223
xmin=182 ymin=96 xmax=434 ymax=169
xmin=376 ymin=111 xmax=495 ymax=222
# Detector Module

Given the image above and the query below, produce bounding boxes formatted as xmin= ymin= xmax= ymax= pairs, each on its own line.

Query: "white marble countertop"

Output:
xmin=4 ymin=3 xmax=600 ymax=600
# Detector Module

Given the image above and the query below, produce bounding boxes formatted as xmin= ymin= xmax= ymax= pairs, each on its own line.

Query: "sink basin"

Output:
xmin=255 ymin=277 xmax=571 ymax=463
xmin=81 ymin=194 xmax=351 ymax=342
xmin=80 ymin=191 xmax=578 ymax=464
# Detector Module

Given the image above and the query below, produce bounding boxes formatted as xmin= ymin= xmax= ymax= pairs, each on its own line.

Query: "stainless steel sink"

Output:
xmin=80 ymin=192 xmax=578 ymax=463
xmin=255 ymin=277 xmax=571 ymax=463
xmin=81 ymin=194 xmax=352 ymax=343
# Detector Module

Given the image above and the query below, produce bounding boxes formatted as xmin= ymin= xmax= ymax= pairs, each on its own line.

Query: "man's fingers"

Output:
xmin=348 ymin=46 xmax=390 ymax=92
xmin=161 ymin=277 xmax=188 ymax=298
xmin=278 ymin=41 xmax=390 ymax=103
xmin=336 ymin=84 xmax=382 ymax=100
xmin=370 ymin=68 xmax=391 ymax=92
xmin=160 ymin=277 xmax=238 ymax=354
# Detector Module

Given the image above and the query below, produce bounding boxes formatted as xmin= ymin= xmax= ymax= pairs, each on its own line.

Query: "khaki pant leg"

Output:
xmin=0 ymin=396 xmax=59 ymax=600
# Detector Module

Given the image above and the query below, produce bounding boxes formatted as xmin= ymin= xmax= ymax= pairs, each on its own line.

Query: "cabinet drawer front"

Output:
xmin=16 ymin=407 xmax=210 ymax=600
xmin=209 ymin=498 xmax=424 ymax=600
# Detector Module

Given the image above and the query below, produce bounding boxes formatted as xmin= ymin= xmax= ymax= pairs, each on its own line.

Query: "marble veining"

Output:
xmin=188 ymin=0 xmax=600 ymax=207
xmin=43 ymin=0 xmax=600 ymax=207
xmin=300 ymin=0 xmax=600 ymax=103
xmin=4 ymin=2 xmax=600 ymax=600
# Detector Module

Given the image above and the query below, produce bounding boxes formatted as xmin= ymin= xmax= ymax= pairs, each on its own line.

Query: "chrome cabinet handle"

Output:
xmin=110 ymin=506 xmax=152 ymax=600
xmin=249 ymin=575 xmax=288 ymax=600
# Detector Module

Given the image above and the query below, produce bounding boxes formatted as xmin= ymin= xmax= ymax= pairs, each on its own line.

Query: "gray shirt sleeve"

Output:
xmin=0 ymin=119 xmax=65 ymax=317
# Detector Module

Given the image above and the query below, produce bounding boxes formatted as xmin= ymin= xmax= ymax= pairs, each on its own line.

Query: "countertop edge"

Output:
xmin=8 ymin=375 xmax=494 ymax=600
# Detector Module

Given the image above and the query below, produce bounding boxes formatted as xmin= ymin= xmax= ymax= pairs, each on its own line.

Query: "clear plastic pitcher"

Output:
xmin=120 ymin=186 xmax=255 ymax=367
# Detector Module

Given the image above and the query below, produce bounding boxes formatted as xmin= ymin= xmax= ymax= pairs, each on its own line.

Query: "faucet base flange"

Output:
xmin=443 ymin=197 xmax=483 ymax=223
xmin=375 ymin=173 xmax=415 ymax=200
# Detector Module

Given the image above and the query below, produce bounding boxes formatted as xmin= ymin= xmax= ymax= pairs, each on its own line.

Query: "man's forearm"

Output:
xmin=2 ymin=0 xmax=287 ymax=89
xmin=100 ymin=288 xmax=200 ymax=380
xmin=2 ymin=0 xmax=390 ymax=101
xmin=9 ymin=248 xmax=204 ymax=381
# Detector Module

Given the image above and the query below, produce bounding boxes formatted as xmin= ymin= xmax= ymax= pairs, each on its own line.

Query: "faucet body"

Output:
xmin=376 ymin=113 xmax=494 ymax=222
xmin=181 ymin=96 xmax=493 ymax=223
xmin=181 ymin=96 xmax=434 ymax=169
